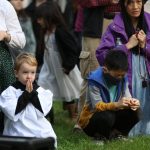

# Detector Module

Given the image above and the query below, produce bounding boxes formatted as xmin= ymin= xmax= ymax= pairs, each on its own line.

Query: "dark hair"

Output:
xmin=119 ymin=0 xmax=147 ymax=54
xmin=120 ymin=0 xmax=147 ymax=37
xmin=104 ymin=50 xmax=128 ymax=71
xmin=35 ymin=1 xmax=67 ymax=33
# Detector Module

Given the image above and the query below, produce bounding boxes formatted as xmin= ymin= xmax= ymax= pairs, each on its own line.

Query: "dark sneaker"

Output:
xmin=92 ymin=135 xmax=107 ymax=146
xmin=73 ymin=124 xmax=83 ymax=133
xmin=115 ymin=134 xmax=128 ymax=141
xmin=109 ymin=129 xmax=128 ymax=141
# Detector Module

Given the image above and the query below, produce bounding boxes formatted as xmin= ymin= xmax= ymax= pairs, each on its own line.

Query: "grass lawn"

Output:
xmin=52 ymin=101 xmax=150 ymax=150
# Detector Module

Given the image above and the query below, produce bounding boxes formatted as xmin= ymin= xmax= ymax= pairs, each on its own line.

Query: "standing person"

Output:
xmin=78 ymin=50 xmax=140 ymax=141
xmin=26 ymin=0 xmax=54 ymax=124
xmin=25 ymin=0 xmax=51 ymax=68
xmin=0 ymin=0 xmax=25 ymax=93
xmin=0 ymin=53 xmax=57 ymax=148
xmin=56 ymin=0 xmax=82 ymax=69
xmin=0 ymin=0 xmax=25 ymax=134
xmin=36 ymin=1 xmax=82 ymax=120
xmin=9 ymin=0 xmax=36 ymax=55
xmin=74 ymin=0 xmax=120 ymax=130
xmin=96 ymin=0 xmax=150 ymax=135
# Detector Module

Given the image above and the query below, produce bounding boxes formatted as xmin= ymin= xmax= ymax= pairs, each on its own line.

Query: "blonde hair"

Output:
xmin=14 ymin=52 xmax=38 ymax=71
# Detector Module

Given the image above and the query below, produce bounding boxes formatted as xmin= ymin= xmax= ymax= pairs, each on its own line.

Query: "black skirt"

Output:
xmin=0 ymin=41 xmax=15 ymax=93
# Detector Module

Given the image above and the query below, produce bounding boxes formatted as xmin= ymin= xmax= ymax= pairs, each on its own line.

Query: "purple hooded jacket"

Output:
xmin=96 ymin=12 xmax=150 ymax=93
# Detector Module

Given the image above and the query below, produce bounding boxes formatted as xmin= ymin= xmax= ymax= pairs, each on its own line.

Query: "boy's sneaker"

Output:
xmin=93 ymin=139 xmax=104 ymax=146
xmin=73 ymin=124 xmax=83 ymax=133
xmin=115 ymin=134 xmax=128 ymax=141
xmin=109 ymin=129 xmax=128 ymax=141
xmin=92 ymin=135 xmax=106 ymax=146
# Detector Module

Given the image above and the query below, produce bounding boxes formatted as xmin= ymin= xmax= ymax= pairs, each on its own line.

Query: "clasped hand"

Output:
xmin=126 ymin=29 xmax=146 ymax=49
xmin=26 ymin=80 xmax=33 ymax=93
xmin=116 ymin=97 xmax=140 ymax=111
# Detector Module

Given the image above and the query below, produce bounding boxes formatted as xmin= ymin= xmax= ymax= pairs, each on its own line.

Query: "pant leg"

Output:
xmin=78 ymin=79 xmax=87 ymax=113
xmin=113 ymin=109 xmax=140 ymax=135
xmin=83 ymin=111 xmax=115 ymax=139
xmin=102 ymin=18 xmax=113 ymax=35
xmin=78 ymin=37 xmax=100 ymax=113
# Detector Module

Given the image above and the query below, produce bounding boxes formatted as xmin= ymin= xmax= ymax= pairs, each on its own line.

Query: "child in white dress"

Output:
xmin=0 ymin=52 xmax=57 ymax=148
xmin=36 ymin=1 xmax=82 ymax=119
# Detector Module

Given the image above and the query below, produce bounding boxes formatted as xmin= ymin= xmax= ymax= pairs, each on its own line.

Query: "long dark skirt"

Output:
xmin=0 ymin=42 xmax=15 ymax=93
xmin=0 ymin=41 xmax=16 ymax=133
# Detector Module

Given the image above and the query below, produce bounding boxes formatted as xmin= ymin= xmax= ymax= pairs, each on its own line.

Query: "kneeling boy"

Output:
xmin=78 ymin=50 xmax=140 ymax=140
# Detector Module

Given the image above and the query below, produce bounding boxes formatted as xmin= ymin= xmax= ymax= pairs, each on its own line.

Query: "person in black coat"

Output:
xmin=26 ymin=0 xmax=52 ymax=67
xmin=36 ymin=1 xmax=82 ymax=120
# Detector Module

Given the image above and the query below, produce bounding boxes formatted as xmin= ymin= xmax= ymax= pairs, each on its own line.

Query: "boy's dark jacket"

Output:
xmin=88 ymin=67 xmax=127 ymax=103
xmin=55 ymin=27 xmax=81 ymax=74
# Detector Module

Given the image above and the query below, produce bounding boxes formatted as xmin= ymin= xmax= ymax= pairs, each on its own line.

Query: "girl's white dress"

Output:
xmin=38 ymin=32 xmax=82 ymax=102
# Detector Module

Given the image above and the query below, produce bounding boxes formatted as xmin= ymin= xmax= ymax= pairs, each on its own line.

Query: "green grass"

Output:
xmin=52 ymin=101 xmax=150 ymax=150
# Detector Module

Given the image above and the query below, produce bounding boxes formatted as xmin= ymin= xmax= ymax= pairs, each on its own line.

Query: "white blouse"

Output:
xmin=0 ymin=0 xmax=26 ymax=49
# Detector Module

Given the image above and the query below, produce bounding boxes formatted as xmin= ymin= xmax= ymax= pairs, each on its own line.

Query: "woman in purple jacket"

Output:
xmin=96 ymin=0 xmax=150 ymax=135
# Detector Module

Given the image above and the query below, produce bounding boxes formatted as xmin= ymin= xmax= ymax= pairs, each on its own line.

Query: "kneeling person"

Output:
xmin=0 ymin=52 xmax=57 ymax=148
xmin=78 ymin=50 xmax=140 ymax=140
